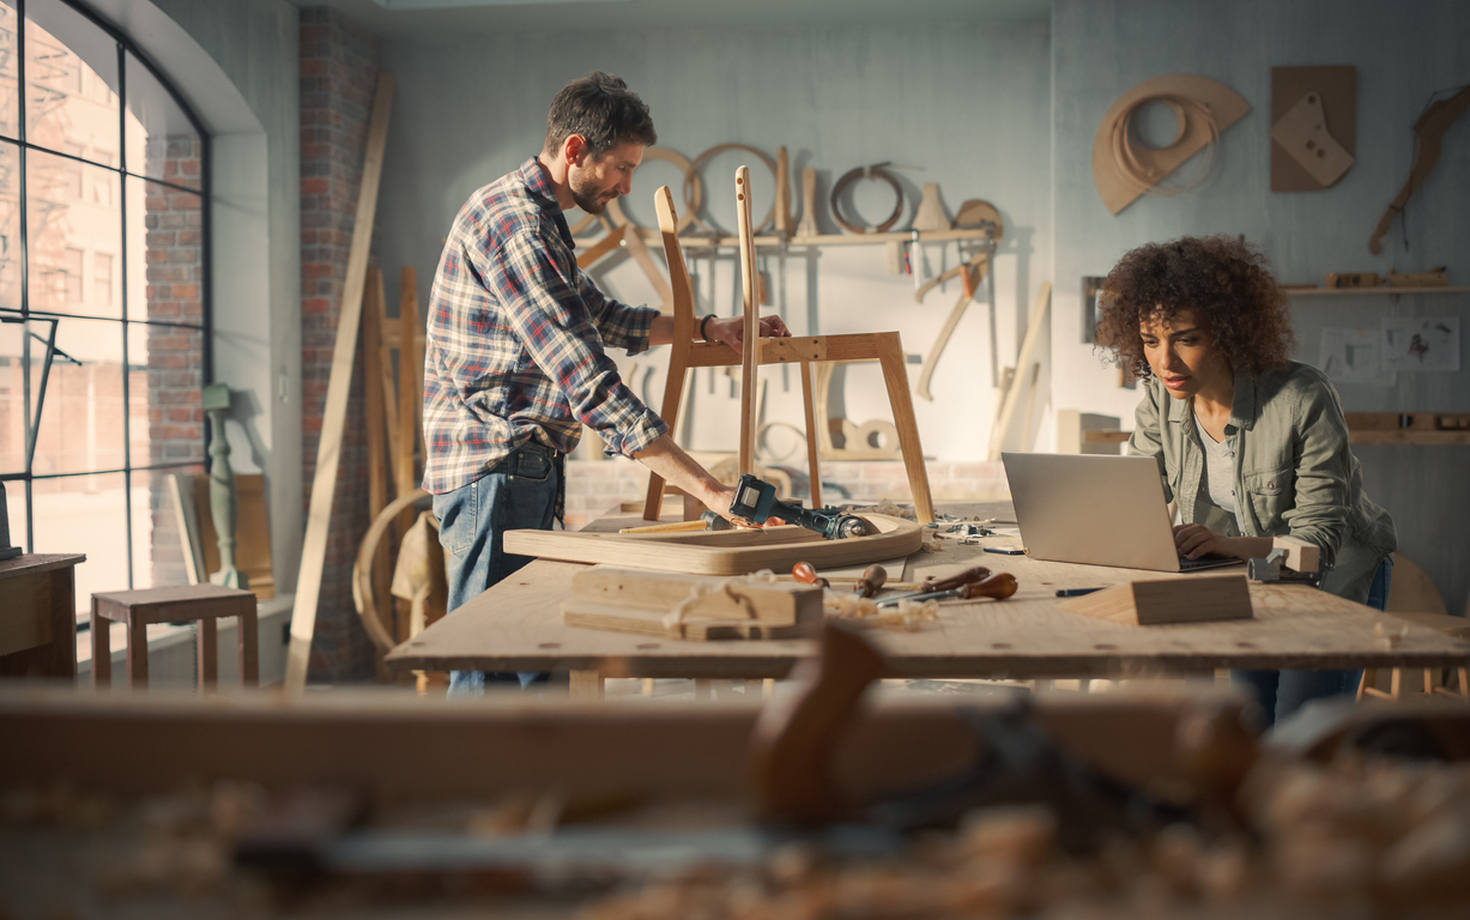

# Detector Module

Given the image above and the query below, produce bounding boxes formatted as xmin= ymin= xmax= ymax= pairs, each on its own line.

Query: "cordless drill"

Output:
xmin=728 ymin=474 xmax=870 ymax=540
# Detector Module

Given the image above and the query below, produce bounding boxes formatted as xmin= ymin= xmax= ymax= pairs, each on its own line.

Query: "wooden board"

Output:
xmin=986 ymin=281 xmax=1051 ymax=460
xmin=562 ymin=602 xmax=811 ymax=640
xmin=505 ymin=514 xmax=922 ymax=576
xmin=566 ymin=565 xmax=822 ymax=623
xmin=1055 ymin=574 xmax=1252 ymax=625
xmin=1270 ymin=66 xmax=1356 ymax=191
xmin=286 ymin=72 xmax=395 ymax=693
xmin=1091 ymin=74 xmax=1250 ymax=215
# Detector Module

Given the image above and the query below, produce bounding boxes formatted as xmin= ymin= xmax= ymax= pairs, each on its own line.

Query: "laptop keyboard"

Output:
xmin=1178 ymin=554 xmax=1242 ymax=572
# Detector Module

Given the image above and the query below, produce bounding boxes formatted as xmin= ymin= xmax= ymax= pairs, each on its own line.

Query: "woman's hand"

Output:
xmin=1172 ymin=524 xmax=1274 ymax=561
xmin=707 ymin=314 xmax=790 ymax=353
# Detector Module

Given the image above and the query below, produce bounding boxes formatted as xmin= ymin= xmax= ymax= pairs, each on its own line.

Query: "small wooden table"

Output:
xmin=0 ymin=554 xmax=86 ymax=679
xmin=386 ymin=504 xmax=1470 ymax=698
xmin=91 ymin=584 xmax=259 ymax=689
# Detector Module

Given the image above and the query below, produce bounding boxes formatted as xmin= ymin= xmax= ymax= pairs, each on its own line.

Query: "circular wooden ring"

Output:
xmin=605 ymin=147 xmax=700 ymax=234
xmin=830 ymin=164 xmax=904 ymax=234
xmin=353 ymin=487 xmax=433 ymax=653
xmin=685 ymin=143 xmax=778 ymax=234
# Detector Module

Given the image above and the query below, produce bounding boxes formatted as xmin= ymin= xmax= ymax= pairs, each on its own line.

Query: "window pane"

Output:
xmin=24 ymin=0 xmax=119 ymax=155
xmin=128 ymin=175 xmax=202 ymax=325
xmin=30 ymin=314 xmax=125 ymax=477
xmin=32 ymin=469 xmax=128 ymax=605
xmin=28 ymin=147 xmax=122 ymax=319
xmin=135 ymin=461 xmax=204 ymax=590
xmin=0 ymin=139 xmax=18 ymax=312
xmin=124 ymin=53 xmax=198 ymax=186
xmin=127 ymin=317 xmax=202 ymax=470
xmin=0 ymin=313 xmax=24 ymax=475
xmin=0 ymin=2 xmax=17 ymax=140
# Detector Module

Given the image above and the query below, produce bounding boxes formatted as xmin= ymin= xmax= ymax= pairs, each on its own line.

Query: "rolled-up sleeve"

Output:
xmin=480 ymin=228 xmax=667 ymax=456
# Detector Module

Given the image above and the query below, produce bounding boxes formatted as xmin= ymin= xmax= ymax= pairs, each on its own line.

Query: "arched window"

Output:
xmin=0 ymin=0 xmax=209 ymax=601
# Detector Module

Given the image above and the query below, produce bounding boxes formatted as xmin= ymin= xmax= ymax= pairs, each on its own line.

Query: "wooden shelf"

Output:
xmin=627 ymin=226 xmax=997 ymax=248
xmin=1285 ymin=286 xmax=1470 ymax=296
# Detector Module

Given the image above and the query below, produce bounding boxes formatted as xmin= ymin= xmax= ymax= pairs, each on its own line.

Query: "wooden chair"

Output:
xmin=640 ymin=178 xmax=934 ymax=524
xmin=1357 ymin=553 xmax=1468 ymax=700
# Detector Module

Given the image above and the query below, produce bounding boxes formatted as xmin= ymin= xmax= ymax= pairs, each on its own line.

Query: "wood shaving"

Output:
xmin=1374 ymin=620 xmax=1410 ymax=649
xmin=825 ymin=593 xmax=938 ymax=631
xmin=662 ymin=570 xmax=779 ymax=635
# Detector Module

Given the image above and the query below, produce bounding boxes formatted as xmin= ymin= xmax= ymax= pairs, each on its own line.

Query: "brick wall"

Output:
xmin=299 ymin=7 xmax=381 ymax=682
xmin=145 ymin=137 xmax=206 ymax=586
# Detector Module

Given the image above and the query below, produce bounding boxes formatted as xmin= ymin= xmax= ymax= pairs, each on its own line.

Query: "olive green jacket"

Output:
xmin=1128 ymin=361 xmax=1396 ymax=604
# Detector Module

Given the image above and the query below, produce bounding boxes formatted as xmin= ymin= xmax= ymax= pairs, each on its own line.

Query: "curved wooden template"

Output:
xmin=503 ymin=514 xmax=922 ymax=576
xmin=686 ymin=143 xmax=777 ymax=234
xmin=606 ymin=147 xmax=701 ymax=235
xmin=1368 ymin=85 xmax=1470 ymax=255
xmin=916 ymin=259 xmax=991 ymax=401
xmin=1090 ymin=74 xmax=1250 ymax=215
xmin=952 ymin=199 xmax=1004 ymax=239
xmin=829 ymin=164 xmax=904 ymax=234
xmin=353 ymin=487 xmax=432 ymax=653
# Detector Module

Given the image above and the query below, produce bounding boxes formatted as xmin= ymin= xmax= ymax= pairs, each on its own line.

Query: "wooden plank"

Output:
xmin=361 ymin=266 xmax=392 ymax=660
xmin=166 ymin=473 xmax=205 ymax=585
xmin=1055 ymin=574 xmax=1253 ymax=625
xmin=987 ymin=281 xmax=1051 ymax=461
xmin=394 ymin=266 xmax=422 ymax=646
xmin=736 ymin=165 xmax=759 ymax=476
xmin=505 ymin=514 xmax=922 ymax=576
xmin=566 ymin=565 xmax=822 ymax=623
xmin=286 ymin=72 xmax=395 ymax=694
xmin=562 ymin=603 xmax=810 ymax=640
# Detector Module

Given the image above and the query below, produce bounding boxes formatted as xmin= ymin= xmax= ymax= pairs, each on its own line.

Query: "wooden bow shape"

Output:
xmin=1369 ymin=85 xmax=1470 ymax=254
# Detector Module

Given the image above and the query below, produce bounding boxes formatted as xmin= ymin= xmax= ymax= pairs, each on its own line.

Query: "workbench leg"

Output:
xmin=90 ymin=604 xmax=110 ymax=689
xmin=569 ymin=669 xmax=603 ymax=701
xmin=197 ymin=618 xmax=218 ymax=690
xmin=641 ymin=678 xmax=655 ymax=697
xmin=762 ymin=678 xmax=775 ymax=699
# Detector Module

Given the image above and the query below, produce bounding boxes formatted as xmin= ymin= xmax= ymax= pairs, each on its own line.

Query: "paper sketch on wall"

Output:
xmin=1320 ymin=327 xmax=1394 ymax=387
xmin=1380 ymin=317 xmax=1460 ymax=372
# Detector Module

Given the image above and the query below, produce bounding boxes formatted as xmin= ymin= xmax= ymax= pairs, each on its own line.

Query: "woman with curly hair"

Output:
xmin=1095 ymin=235 xmax=1396 ymax=726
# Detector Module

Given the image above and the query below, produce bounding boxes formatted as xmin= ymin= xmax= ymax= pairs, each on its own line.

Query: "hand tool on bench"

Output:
xmin=874 ymin=572 xmax=1017 ymax=608
xmin=852 ymin=564 xmax=887 ymax=598
xmin=792 ymin=560 xmax=829 ymax=590
xmin=1246 ymin=536 xmax=1323 ymax=588
xmin=729 ymin=473 xmax=870 ymax=539
xmin=879 ymin=565 xmax=990 ymax=605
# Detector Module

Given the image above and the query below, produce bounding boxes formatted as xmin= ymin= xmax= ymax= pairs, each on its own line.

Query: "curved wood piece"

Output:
xmin=574 ymin=223 xmax=627 ymax=270
xmin=915 ymin=250 xmax=988 ymax=303
xmin=504 ymin=513 xmax=923 ymax=576
xmin=605 ymin=147 xmax=700 ymax=234
xmin=642 ymin=187 xmax=695 ymax=522
xmin=736 ymin=165 xmax=760 ymax=476
xmin=353 ymin=487 xmax=432 ymax=653
xmin=830 ymin=163 xmax=904 ymax=234
xmin=987 ymin=282 xmax=1051 ymax=460
xmin=1091 ymin=74 xmax=1249 ymax=215
xmin=1368 ymin=85 xmax=1470 ymax=254
xmin=916 ymin=259 xmax=990 ymax=401
xmin=686 ymin=143 xmax=778 ymax=233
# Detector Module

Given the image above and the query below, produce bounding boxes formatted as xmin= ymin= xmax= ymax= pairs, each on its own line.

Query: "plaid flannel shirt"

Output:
xmin=421 ymin=157 xmax=668 ymax=495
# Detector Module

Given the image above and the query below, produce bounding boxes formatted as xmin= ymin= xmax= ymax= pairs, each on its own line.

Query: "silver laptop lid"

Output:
xmin=1001 ymin=452 xmax=1182 ymax=572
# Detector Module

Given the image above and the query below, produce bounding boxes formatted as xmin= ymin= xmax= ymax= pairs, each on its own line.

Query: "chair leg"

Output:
xmin=1356 ymin=668 xmax=1375 ymax=701
xmin=799 ymin=360 xmax=821 ymax=508
xmin=874 ymin=332 xmax=935 ymax=523
xmin=197 ymin=618 xmax=218 ymax=690
xmin=643 ymin=355 xmax=690 ymax=521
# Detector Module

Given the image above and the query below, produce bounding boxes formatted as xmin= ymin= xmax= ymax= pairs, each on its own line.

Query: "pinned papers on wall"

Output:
xmin=1320 ymin=327 xmax=1395 ymax=387
xmin=1381 ymin=316 xmax=1460 ymax=373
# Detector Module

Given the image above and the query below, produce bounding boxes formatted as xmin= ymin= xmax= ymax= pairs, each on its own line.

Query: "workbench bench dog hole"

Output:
xmin=538 ymin=643 xmax=561 ymax=649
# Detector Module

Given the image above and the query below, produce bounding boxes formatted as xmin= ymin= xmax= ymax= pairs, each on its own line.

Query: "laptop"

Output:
xmin=1000 ymin=452 xmax=1243 ymax=573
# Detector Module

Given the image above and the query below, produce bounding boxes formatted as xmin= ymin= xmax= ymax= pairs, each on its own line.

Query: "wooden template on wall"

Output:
xmin=1270 ymin=66 xmax=1356 ymax=192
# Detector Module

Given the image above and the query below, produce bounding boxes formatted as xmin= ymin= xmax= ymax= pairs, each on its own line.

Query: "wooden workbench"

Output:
xmin=385 ymin=505 xmax=1470 ymax=694
xmin=0 ymin=553 xmax=86 ymax=680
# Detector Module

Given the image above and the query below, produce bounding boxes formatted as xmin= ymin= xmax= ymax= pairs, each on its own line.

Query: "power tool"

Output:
xmin=728 ymin=473 xmax=870 ymax=540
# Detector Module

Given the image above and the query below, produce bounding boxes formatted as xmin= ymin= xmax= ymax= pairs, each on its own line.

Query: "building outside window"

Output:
xmin=0 ymin=0 xmax=210 ymax=606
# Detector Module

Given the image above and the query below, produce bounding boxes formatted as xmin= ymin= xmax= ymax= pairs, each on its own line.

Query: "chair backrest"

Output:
xmin=1385 ymin=552 xmax=1447 ymax=615
xmin=653 ymin=185 xmax=695 ymax=345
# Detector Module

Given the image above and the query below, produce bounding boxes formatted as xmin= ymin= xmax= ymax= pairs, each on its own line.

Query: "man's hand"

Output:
xmin=707 ymin=314 xmax=790 ymax=354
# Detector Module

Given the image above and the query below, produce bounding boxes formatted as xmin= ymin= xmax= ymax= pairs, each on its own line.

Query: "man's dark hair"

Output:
xmin=544 ymin=72 xmax=656 ymax=159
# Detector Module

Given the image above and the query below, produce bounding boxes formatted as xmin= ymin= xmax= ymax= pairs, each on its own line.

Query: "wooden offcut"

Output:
xmin=1056 ymin=574 xmax=1253 ymax=626
xmin=286 ymin=72 xmax=395 ymax=694
xmin=561 ymin=565 xmax=823 ymax=640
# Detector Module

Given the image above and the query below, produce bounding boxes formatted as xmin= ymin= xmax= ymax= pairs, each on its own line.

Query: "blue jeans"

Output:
xmin=1232 ymin=555 xmax=1394 ymax=728
xmin=433 ymin=442 xmax=561 ymax=695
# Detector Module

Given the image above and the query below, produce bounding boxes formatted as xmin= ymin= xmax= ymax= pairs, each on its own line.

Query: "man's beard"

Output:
xmin=570 ymin=174 xmax=616 ymax=215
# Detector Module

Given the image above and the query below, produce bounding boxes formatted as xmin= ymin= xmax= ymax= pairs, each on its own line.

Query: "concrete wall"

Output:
xmin=1051 ymin=0 xmax=1470 ymax=612
xmin=374 ymin=18 xmax=1053 ymax=464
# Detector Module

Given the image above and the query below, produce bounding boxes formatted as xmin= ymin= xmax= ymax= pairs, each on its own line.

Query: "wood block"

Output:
xmin=562 ymin=602 xmax=810 ymax=640
xmin=1272 ymin=536 xmax=1320 ymax=574
xmin=1056 ymin=574 xmax=1253 ymax=626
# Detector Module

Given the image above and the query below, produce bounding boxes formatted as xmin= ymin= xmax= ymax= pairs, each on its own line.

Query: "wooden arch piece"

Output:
xmin=1091 ymin=74 xmax=1250 ymax=215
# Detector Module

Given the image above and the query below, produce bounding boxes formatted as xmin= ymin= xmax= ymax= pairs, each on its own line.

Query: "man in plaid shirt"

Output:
xmin=424 ymin=73 xmax=788 ymax=690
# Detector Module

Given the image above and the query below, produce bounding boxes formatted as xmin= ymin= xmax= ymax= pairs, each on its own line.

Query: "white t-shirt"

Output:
xmin=1194 ymin=413 xmax=1238 ymax=518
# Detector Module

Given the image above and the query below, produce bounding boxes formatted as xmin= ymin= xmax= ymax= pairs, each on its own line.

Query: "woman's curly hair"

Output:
xmin=1094 ymin=235 xmax=1295 ymax=381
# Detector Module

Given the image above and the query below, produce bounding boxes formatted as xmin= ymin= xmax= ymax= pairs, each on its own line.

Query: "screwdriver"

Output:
xmin=791 ymin=561 xmax=829 ymax=590
xmin=879 ymin=565 xmax=991 ymax=605
xmin=852 ymin=564 xmax=887 ymax=599
xmin=875 ymin=572 xmax=1018 ymax=607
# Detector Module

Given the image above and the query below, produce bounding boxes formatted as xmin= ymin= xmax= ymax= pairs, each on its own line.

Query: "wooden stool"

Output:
xmin=91 ymin=584 xmax=258 ymax=689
